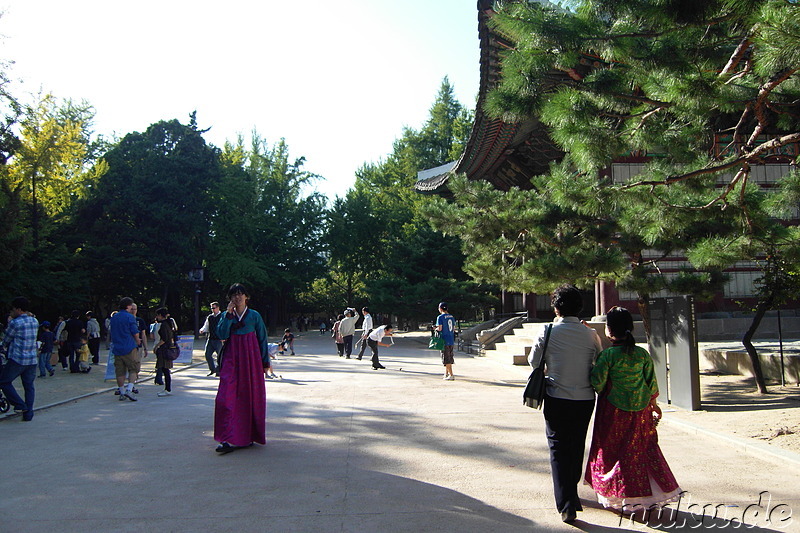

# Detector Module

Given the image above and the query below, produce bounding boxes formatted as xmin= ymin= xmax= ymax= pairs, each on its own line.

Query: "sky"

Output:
xmin=0 ymin=0 xmax=481 ymax=201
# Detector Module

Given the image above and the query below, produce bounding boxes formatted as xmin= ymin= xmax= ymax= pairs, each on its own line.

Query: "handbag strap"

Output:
xmin=535 ymin=324 xmax=552 ymax=370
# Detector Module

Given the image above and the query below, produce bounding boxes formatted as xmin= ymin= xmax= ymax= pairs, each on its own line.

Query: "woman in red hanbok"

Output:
xmin=214 ymin=283 xmax=271 ymax=454
xmin=585 ymin=307 xmax=682 ymax=512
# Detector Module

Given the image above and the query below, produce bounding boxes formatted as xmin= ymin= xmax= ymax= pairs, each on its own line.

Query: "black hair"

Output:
xmin=337 ymin=314 xmax=344 ymax=320
xmin=155 ymin=307 xmax=169 ymax=318
xmin=11 ymin=297 xmax=29 ymax=312
xmin=606 ymin=306 xmax=636 ymax=352
xmin=228 ymin=283 xmax=249 ymax=298
xmin=384 ymin=323 xmax=393 ymax=330
xmin=119 ymin=297 xmax=134 ymax=310
xmin=551 ymin=285 xmax=583 ymax=317
xmin=362 ymin=306 xmax=369 ymax=313
xmin=86 ymin=311 xmax=93 ymax=318
xmin=71 ymin=309 xmax=81 ymax=319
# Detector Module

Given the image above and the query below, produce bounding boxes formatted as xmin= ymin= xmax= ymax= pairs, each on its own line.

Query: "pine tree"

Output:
xmin=428 ymin=0 xmax=800 ymax=392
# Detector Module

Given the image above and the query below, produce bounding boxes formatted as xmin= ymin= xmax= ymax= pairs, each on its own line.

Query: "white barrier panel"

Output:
xmin=175 ymin=335 xmax=195 ymax=364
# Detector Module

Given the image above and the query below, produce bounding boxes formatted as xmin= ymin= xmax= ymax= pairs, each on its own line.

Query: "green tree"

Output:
xmin=208 ymin=133 xmax=327 ymax=328
xmin=429 ymin=0 xmax=800 ymax=391
xmin=73 ymin=116 xmax=221 ymax=321
xmin=312 ymin=78 xmax=489 ymax=326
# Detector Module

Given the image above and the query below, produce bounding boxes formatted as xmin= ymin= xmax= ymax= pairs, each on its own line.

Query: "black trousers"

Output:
xmin=343 ymin=335 xmax=354 ymax=357
xmin=88 ymin=338 xmax=101 ymax=364
xmin=543 ymin=394 xmax=596 ymax=514
xmin=367 ymin=339 xmax=381 ymax=367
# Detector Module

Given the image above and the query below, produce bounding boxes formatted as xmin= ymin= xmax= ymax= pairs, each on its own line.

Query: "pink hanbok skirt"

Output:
xmin=214 ymin=331 xmax=267 ymax=446
xmin=584 ymin=396 xmax=681 ymax=511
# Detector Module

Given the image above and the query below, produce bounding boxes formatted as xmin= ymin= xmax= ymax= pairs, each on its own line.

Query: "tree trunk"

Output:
xmin=637 ymin=294 xmax=652 ymax=340
xmin=741 ymin=293 xmax=772 ymax=394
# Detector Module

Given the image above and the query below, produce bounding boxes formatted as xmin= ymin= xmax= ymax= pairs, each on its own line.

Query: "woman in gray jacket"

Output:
xmin=528 ymin=285 xmax=603 ymax=524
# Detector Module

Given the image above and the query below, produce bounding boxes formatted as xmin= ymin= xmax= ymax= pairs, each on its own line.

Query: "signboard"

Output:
xmin=175 ymin=335 xmax=195 ymax=364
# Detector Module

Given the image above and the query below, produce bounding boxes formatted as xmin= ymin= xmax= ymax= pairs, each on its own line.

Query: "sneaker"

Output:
xmin=48 ymin=369 xmax=55 ymax=376
xmin=114 ymin=389 xmax=121 ymax=395
xmin=118 ymin=393 xmax=126 ymax=401
xmin=123 ymin=392 xmax=138 ymax=402
xmin=157 ymin=391 xmax=172 ymax=397
xmin=131 ymin=387 xmax=139 ymax=394
xmin=444 ymin=375 xmax=454 ymax=381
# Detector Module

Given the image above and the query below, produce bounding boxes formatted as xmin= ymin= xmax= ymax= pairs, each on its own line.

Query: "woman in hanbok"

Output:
xmin=585 ymin=306 xmax=682 ymax=513
xmin=214 ymin=283 xmax=271 ymax=454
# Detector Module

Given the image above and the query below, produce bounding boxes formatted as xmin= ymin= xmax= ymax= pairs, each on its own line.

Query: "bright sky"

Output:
xmin=1 ymin=0 xmax=480 ymax=201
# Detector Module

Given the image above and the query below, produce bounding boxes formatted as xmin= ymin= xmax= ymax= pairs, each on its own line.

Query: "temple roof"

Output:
xmin=415 ymin=0 xmax=571 ymax=195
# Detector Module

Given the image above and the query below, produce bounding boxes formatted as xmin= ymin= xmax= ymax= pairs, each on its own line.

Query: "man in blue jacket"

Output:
xmin=110 ymin=297 xmax=144 ymax=402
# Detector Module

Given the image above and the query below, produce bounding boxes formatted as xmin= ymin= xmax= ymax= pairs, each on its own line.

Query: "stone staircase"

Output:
xmin=483 ymin=322 xmax=548 ymax=366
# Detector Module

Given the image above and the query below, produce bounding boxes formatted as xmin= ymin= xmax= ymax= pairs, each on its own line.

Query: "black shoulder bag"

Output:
xmin=523 ymin=324 xmax=552 ymax=409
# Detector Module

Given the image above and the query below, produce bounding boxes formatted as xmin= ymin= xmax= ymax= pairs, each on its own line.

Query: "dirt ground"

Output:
xmin=667 ymin=372 xmax=800 ymax=454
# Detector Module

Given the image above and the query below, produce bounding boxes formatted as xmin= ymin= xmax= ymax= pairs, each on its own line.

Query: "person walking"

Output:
xmin=37 ymin=321 xmax=56 ymax=378
xmin=110 ymin=297 xmax=144 ymax=402
xmin=356 ymin=306 xmax=373 ymax=360
xmin=436 ymin=302 xmax=456 ymax=380
xmin=85 ymin=312 xmax=101 ymax=365
xmin=584 ymin=306 xmax=681 ymax=514
xmin=199 ymin=301 xmax=223 ymax=376
xmin=0 ymin=297 xmax=39 ymax=421
xmin=54 ymin=315 xmax=68 ymax=371
xmin=366 ymin=323 xmax=393 ymax=370
xmin=528 ymin=285 xmax=603 ymax=524
xmin=338 ymin=308 xmax=359 ymax=359
xmin=153 ymin=307 xmax=178 ymax=397
xmin=64 ymin=310 xmax=86 ymax=373
xmin=213 ymin=283 xmax=271 ymax=454
xmin=331 ymin=314 xmax=345 ymax=357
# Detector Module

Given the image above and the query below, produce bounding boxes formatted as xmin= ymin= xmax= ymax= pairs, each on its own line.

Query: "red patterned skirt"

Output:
xmin=584 ymin=396 xmax=681 ymax=510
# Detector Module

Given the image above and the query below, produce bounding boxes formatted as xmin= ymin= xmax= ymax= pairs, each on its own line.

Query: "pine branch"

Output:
xmin=649 ymin=166 xmax=748 ymax=210
xmin=720 ymin=34 xmax=753 ymax=76
xmin=747 ymin=67 xmax=798 ymax=146
xmin=621 ymin=132 xmax=800 ymax=189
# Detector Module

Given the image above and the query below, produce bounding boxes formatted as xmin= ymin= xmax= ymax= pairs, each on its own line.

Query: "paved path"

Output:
xmin=1 ymin=333 xmax=798 ymax=532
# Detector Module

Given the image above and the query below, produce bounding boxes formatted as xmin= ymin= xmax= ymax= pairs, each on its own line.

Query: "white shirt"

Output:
xmin=361 ymin=313 xmax=373 ymax=336
xmin=528 ymin=316 xmax=602 ymax=401
xmin=368 ymin=325 xmax=390 ymax=342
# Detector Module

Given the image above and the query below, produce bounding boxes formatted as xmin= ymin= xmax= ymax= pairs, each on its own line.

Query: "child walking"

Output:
xmin=37 ymin=321 xmax=56 ymax=377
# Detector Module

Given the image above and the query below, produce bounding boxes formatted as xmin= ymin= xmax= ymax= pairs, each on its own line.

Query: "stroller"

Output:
xmin=0 ymin=351 xmax=9 ymax=413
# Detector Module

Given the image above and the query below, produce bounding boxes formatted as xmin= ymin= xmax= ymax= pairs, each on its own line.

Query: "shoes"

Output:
xmin=206 ymin=371 xmax=215 ymax=377
xmin=39 ymin=374 xmax=46 ymax=378
xmin=356 ymin=357 xmax=362 ymax=360
xmin=346 ymin=356 xmax=351 ymax=359
xmin=443 ymin=375 xmax=454 ymax=381
xmin=48 ymin=369 xmax=55 ymax=376
xmin=215 ymin=442 xmax=237 ymax=454
xmin=561 ymin=510 xmax=577 ymax=523
xmin=372 ymin=364 xmax=385 ymax=370
xmin=22 ymin=411 xmax=34 ymax=422
xmin=157 ymin=391 xmax=172 ymax=397
xmin=291 ymin=352 xmax=295 ymax=355
xmin=115 ymin=389 xmax=121 ymax=395
xmin=154 ymin=380 xmax=164 ymax=386
xmin=131 ymin=387 xmax=139 ymax=394
xmin=123 ymin=392 xmax=138 ymax=402
xmin=13 ymin=406 xmax=26 ymax=413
